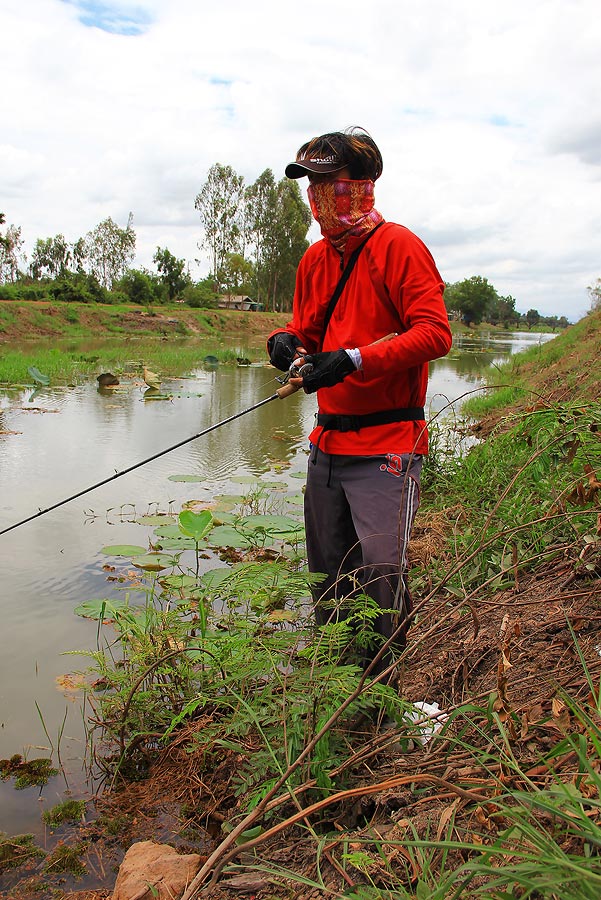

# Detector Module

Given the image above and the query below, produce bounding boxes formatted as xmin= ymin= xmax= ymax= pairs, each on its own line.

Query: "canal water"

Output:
xmin=0 ymin=330 xmax=555 ymax=836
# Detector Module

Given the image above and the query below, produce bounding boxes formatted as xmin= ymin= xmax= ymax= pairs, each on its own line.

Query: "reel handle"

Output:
xmin=275 ymin=332 xmax=398 ymax=399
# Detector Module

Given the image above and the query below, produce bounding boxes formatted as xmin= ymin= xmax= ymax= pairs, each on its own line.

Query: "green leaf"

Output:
xmin=206 ymin=525 xmax=253 ymax=549
xmin=27 ymin=366 xmax=50 ymax=386
xmin=153 ymin=523 xmax=186 ymax=538
xmin=168 ymin=474 xmax=204 ymax=482
xmin=178 ymin=509 xmax=213 ymax=541
xmin=131 ymin=553 xmax=176 ymax=571
xmin=154 ymin=537 xmax=197 ymax=551
xmin=241 ymin=514 xmax=304 ymax=535
xmin=200 ymin=567 xmax=232 ymax=589
xmin=100 ymin=544 xmax=147 ymax=557
xmin=135 ymin=515 xmax=176 ymax=526
xmin=284 ymin=494 xmax=304 ymax=505
xmin=160 ymin=574 xmax=198 ymax=590
xmin=73 ymin=598 xmax=129 ymax=620
xmin=211 ymin=495 xmax=243 ymax=511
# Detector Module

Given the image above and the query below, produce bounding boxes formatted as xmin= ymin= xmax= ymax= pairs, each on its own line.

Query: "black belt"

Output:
xmin=316 ymin=407 xmax=425 ymax=433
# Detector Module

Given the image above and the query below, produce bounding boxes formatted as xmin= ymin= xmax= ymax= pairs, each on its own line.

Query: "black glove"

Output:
xmin=267 ymin=332 xmax=303 ymax=371
xmin=301 ymin=350 xmax=356 ymax=394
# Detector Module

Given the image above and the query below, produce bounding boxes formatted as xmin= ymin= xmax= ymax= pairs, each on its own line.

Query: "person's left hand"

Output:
xmin=300 ymin=350 xmax=356 ymax=393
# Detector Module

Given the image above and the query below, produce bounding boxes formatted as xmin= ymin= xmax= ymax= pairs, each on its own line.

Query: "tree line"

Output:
xmin=444 ymin=275 xmax=570 ymax=331
xmin=0 ymin=164 xmax=312 ymax=313
xmin=0 ymin=182 xmax=587 ymax=326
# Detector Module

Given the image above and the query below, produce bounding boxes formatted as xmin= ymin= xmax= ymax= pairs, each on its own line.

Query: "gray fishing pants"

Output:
xmin=304 ymin=449 xmax=422 ymax=674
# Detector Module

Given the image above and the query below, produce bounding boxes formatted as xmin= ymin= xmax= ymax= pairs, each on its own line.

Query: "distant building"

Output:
xmin=217 ymin=295 xmax=264 ymax=312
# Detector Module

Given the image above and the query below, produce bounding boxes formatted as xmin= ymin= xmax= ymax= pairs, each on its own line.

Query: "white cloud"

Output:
xmin=2 ymin=0 xmax=600 ymax=320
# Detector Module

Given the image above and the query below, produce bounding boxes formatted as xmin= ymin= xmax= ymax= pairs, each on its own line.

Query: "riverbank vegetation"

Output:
xmin=1 ymin=311 xmax=599 ymax=898
xmin=2 ymin=187 xmax=584 ymax=324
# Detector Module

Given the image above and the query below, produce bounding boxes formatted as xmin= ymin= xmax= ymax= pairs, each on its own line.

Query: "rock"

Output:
xmin=111 ymin=841 xmax=202 ymax=900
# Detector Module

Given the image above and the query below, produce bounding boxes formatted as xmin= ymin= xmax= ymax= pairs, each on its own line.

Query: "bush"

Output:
xmin=183 ymin=279 xmax=218 ymax=308
xmin=114 ymin=269 xmax=166 ymax=306
xmin=49 ymin=273 xmax=107 ymax=304
xmin=0 ymin=281 xmax=52 ymax=301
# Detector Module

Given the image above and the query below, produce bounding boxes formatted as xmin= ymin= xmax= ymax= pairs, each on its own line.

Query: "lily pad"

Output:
xmin=27 ymin=366 xmax=50 ymax=386
xmin=241 ymin=514 xmax=304 ymax=535
xmin=231 ymin=475 xmax=263 ymax=484
xmin=135 ymin=515 xmax=176 ymax=526
xmin=160 ymin=574 xmax=198 ymax=590
xmin=168 ymin=474 xmax=204 ymax=483
xmin=131 ymin=553 xmax=177 ymax=571
xmin=154 ymin=537 xmax=198 ymax=551
xmin=205 ymin=525 xmax=253 ymax=549
xmin=211 ymin=495 xmax=243 ymax=511
xmin=101 ymin=544 xmax=147 ymax=557
xmin=74 ymin=598 xmax=130 ymax=620
xmin=285 ymin=494 xmax=304 ymax=505
xmin=154 ymin=524 xmax=185 ymax=538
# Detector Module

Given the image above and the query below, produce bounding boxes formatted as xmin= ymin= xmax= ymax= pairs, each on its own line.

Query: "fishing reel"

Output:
xmin=276 ymin=356 xmax=314 ymax=385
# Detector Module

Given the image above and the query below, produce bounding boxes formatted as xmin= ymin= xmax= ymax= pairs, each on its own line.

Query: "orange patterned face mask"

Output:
xmin=307 ymin=179 xmax=383 ymax=251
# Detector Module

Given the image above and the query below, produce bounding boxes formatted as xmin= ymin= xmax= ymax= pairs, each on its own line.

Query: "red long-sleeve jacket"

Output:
xmin=268 ymin=221 xmax=452 ymax=456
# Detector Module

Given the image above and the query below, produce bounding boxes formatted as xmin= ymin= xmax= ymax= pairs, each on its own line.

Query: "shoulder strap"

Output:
xmin=318 ymin=221 xmax=384 ymax=350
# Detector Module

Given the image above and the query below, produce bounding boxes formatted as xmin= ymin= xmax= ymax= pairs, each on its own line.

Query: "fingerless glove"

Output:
xmin=301 ymin=349 xmax=356 ymax=393
xmin=267 ymin=332 xmax=303 ymax=371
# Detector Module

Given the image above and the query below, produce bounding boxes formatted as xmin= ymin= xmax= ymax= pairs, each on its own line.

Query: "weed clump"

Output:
xmin=42 ymin=799 xmax=86 ymax=828
xmin=0 ymin=754 xmax=59 ymax=789
xmin=43 ymin=841 xmax=87 ymax=876
xmin=0 ymin=832 xmax=45 ymax=871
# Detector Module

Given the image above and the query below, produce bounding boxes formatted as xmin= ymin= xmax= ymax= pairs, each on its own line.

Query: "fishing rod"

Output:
xmin=1 ymin=333 xmax=396 ymax=538
xmin=0 ymin=378 xmax=302 ymax=538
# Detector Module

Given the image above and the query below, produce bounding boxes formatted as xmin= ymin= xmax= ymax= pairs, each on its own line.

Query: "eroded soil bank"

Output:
xmin=0 ymin=300 xmax=288 ymax=345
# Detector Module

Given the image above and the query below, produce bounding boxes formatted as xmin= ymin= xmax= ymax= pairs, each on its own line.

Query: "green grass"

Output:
xmin=0 ymin=341 xmax=260 ymax=385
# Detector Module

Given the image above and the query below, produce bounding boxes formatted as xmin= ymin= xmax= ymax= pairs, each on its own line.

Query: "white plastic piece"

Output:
xmin=408 ymin=701 xmax=448 ymax=745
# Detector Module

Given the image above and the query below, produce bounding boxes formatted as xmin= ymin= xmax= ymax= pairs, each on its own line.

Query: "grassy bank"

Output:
xmin=2 ymin=313 xmax=600 ymax=899
xmin=0 ymin=300 xmax=290 ymax=385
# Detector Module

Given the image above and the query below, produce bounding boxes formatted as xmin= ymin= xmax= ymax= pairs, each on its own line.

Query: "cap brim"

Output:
xmin=285 ymin=159 xmax=346 ymax=179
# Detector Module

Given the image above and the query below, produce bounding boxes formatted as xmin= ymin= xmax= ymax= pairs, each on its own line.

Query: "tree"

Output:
xmin=30 ymin=234 xmax=71 ymax=280
xmin=445 ymin=276 xmax=499 ymax=325
xmin=267 ymin=178 xmax=311 ymax=311
xmin=0 ymin=221 xmax=25 ymax=284
xmin=84 ymin=214 xmax=136 ymax=289
xmin=525 ymin=308 xmax=540 ymax=329
xmin=71 ymin=236 xmax=88 ymax=274
xmin=49 ymin=272 xmax=107 ymax=304
xmin=488 ymin=294 xmax=519 ymax=328
xmin=183 ymin=276 xmax=219 ymax=309
xmin=153 ymin=247 xmax=191 ymax=301
xmin=115 ymin=269 xmax=164 ymax=306
xmin=243 ymin=168 xmax=279 ymax=304
xmin=194 ymin=164 xmax=245 ymax=289
xmin=218 ymin=252 xmax=254 ymax=297
xmin=587 ymin=278 xmax=601 ymax=310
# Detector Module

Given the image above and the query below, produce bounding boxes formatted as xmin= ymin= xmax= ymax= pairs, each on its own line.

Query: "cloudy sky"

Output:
xmin=2 ymin=0 xmax=600 ymax=321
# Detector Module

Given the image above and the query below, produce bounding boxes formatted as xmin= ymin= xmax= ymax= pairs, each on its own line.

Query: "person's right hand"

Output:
xmin=267 ymin=333 xmax=307 ymax=371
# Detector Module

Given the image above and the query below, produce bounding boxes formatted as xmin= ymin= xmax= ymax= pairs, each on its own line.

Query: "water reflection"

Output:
xmin=0 ymin=331 xmax=556 ymax=834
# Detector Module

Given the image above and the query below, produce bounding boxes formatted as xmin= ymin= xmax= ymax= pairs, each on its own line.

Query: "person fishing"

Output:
xmin=267 ymin=127 xmax=452 ymax=678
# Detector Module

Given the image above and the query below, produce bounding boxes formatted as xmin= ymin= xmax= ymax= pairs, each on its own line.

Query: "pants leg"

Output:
xmin=304 ymin=450 xmax=363 ymax=628
xmin=341 ymin=453 xmax=422 ymax=672
xmin=304 ymin=450 xmax=422 ymax=672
